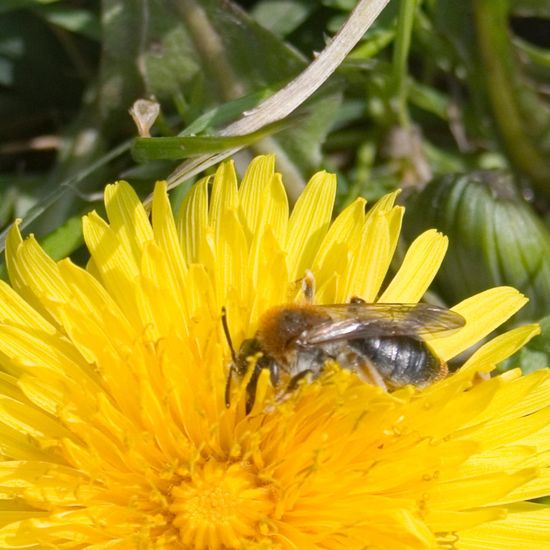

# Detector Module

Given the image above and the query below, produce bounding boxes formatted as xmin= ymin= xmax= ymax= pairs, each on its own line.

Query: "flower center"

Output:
xmin=169 ymin=459 xmax=273 ymax=549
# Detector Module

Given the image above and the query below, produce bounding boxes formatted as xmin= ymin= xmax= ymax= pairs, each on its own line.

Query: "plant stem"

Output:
xmin=391 ymin=0 xmax=417 ymax=127
xmin=474 ymin=0 xmax=550 ymax=199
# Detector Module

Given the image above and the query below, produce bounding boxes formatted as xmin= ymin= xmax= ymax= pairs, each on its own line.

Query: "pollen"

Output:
xmin=169 ymin=460 xmax=274 ymax=549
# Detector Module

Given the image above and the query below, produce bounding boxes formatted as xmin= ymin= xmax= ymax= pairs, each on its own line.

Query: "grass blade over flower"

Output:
xmin=0 ymin=155 xmax=548 ymax=548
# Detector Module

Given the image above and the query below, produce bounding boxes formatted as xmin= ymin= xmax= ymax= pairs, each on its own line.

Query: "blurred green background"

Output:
xmin=2 ymin=0 xmax=550 ymax=371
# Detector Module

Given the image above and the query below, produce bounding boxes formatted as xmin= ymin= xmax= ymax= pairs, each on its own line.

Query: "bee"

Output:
xmin=222 ymin=277 xmax=465 ymax=413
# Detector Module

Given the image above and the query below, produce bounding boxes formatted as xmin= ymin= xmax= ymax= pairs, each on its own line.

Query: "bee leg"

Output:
xmin=302 ymin=269 xmax=316 ymax=304
xmin=357 ymin=360 xmax=388 ymax=391
xmin=286 ymin=369 xmax=313 ymax=393
xmin=221 ymin=306 xmax=239 ymax=408
xmin=244 ymin=363 xmax=263 ymax=414
xmin=334 ymin=348 xmax=388 ymax=390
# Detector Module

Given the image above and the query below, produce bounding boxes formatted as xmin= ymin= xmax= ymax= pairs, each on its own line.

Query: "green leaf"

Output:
xmin=31 ymin=5 xmax=101 ymax=40
xmin=1 ymin=212 xmax=85 ymax=282
xmin=40 ymin=216 xmax=83 ymax=261
xmin=132 ymin=117 xmax=294 ymax=161
xmin=0 ymin=211 xmax=84 ymax=283
xmin=251 ymin=0 xmax=314 ymax=36
xmin=408 ymin=80 xmax=449 ymax=121
xmin=348 ymin=26 xmax=395 ymax=59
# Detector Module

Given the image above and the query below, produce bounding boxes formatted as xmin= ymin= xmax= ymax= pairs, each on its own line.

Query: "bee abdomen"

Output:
xmin=350 ymin=336 xmax=443 ymax=387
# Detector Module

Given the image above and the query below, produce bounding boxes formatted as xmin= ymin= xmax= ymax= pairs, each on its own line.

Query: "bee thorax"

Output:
xmin=256 ymin=304 xmax=330 ymax=361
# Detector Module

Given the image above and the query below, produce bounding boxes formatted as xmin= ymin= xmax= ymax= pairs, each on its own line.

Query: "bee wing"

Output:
xmin=297 ymin=303 xmax=465 ymax=346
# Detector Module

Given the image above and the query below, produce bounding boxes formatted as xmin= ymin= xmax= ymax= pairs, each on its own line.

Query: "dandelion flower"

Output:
xmin=0 ymin=155 xmax=549 ymax=549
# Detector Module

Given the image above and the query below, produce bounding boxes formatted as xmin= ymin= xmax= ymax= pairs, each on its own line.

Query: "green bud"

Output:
xmin=404 ymin=171 xmax=550 ymax=322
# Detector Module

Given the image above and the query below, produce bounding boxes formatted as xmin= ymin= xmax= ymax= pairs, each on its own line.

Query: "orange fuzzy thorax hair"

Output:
xmin=255 ymin=304 xmax=330 ymax=363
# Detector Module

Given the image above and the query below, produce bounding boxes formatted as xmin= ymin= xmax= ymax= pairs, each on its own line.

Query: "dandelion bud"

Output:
xmin=405 ymin=171 xmax=550 ymax=321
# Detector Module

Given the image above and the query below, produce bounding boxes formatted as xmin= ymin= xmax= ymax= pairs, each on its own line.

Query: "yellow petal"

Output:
xmin=429 ymin=469 xmax=536 ymax=509
xmin=249 ymin=226 xmax=289 ymax=324
xmin=176 ymin=175 xmax=210 ymax=265
xmin=209 ymin=159 xmax=239 ymax=236
xmin=5 ymin=225 xmax=62 ymax=327
xmin=342 ymin=206 xmax=403 ymax=302
xmin=380 ymin=229 xmax=448 ymax=303
xmin=238 ymin=154 xmax=276 ymax=240
xmin=152 ymin=181 xmax=188 ymax=278
xmin=0 ymin=421 xmax=55 ymax=461
xmin=366 ymin=189 xmax=400 ymax=215
xmin=426 ymin=507 xmax=506 ymax=532
xmin=4 ymin=221 xmax=24 ymax=295
xmin=56 ymin=258 xmax=135 ymax=353
xmin=464 ymin=369 xmax=550 ymax=428
xmin=465 ymin=402 xmax=550 ymax=451
xmin=286 ymin=171 xmax=336 ymax=280
xmin=500 ymin=468 xmax=550 ymax=503
xmin=458 ymin=324 xmax=540 ymax=376
xmin=0 ymin=393 xmax=75 ymax=443
xmin=0 ymin=280 xmax=54 ymax=334
xmin=139 ymin=241 xmax=183 ymax=340
xmin=104 ymin=181 xmax=153 ymax=261
xmin=343 ymin=209 xmax=390 ymax=301
xmin=457 ymin=503 xmax=550 ymax=549
xmin=82 ymin=212 xmax=142 ymax=324
xmin=213 ymin=209 xmax=249 ymax=305
xmin=428 ymin=287 xmax=528 ymax=360
xmin=249 ymin=170 xmax=289 ymax=241
xmin=312 ymin=198 xmax=366 ymax=293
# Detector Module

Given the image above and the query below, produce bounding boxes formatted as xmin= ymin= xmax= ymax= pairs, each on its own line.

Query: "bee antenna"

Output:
xmin=221 ymin=307 xmax=238 ymax=409
xmin=221 ymin=307 xmax=237 ymax=364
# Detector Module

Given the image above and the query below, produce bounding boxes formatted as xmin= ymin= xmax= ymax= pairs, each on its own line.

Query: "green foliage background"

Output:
xmin=2 ymin=0 xmax=550 ymax=370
